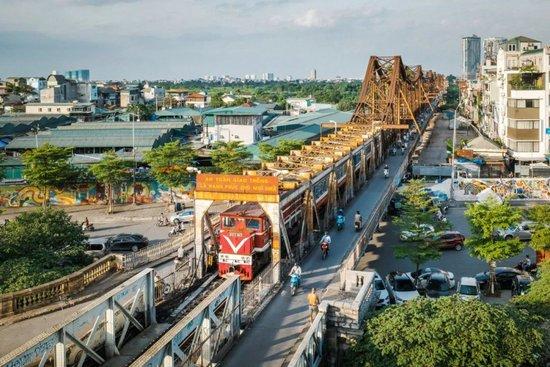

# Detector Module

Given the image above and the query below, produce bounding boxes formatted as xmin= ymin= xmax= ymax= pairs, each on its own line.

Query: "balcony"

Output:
xmin=508 ymin=70 xmax=544 ymax=91
xmin=507 ymin=107 xmax=539 ymax=119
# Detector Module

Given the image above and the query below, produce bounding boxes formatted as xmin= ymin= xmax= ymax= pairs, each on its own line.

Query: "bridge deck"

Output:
xmin=222 ymin=146 xmax=410 ymax=367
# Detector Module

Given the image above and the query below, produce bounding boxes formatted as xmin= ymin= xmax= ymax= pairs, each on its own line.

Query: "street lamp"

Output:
xmin=128 ymin=112 xmax=140 ymax=205
xmin=450 ymin=97 xmax=465 ymax=199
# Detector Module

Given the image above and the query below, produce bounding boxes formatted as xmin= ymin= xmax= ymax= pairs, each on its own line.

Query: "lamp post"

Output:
xmin=450 ymin=97 xmax=464 ymax=199
xmin=128 ymin=112 xmax=140 ymax=205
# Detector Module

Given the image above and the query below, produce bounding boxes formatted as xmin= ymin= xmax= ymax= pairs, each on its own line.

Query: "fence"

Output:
xmin=121 ymin=230 xmax=195 ymax=270
xmin=0 ymin=254 xmax=118 ymax=318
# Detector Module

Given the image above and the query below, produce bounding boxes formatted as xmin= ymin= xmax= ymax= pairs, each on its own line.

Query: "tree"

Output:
xmin=345 ymin=297 xmax=545 ymax=367
xmin=0 ymin=208 xmax=90 ymax=293
xmin=258 ymin=139 xmax=303 ymax=162
xmin=127 ymin=103 xmax=155 ymax=120
xmin=22 ymin=143 xmax=76 ymax=207
xmin=144 ymin=141 xmax=196 ymax=202
xmin=393 ymin=180 xmax=447 ymax=274
xmin=465 ymin=198 xmax=524 ymax=294
xmin=210 ymin=141 xmax=252 ymax=174
xmin=527 ymin=204 xmax=550 ymax=253
xmin=88 ymin=151 xmax=130 ymax=214
xmin=209 ymin=92 xmax=224 ymax=108
xmin=513 ymin=260 xmax=550 ymax=319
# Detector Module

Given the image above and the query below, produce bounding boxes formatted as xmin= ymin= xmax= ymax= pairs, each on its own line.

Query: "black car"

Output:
xmin=419 ymin=272 xmax=454 ymax=298
xmin=474 ymin=267 xmax=523 ymax=290
xmin=511 ymin=274 xmax=533 ymax=296
xmin=106 ymin=234 xmax=149 ymax=252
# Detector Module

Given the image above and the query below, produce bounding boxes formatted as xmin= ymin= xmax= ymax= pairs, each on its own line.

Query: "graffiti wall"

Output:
xmin=0 ymin=181 xmax=191 ymax=207
xmin=457 ymin=178 xmax=550 ymax=200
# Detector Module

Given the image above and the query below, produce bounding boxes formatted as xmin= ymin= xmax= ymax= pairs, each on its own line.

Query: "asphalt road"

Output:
xmin=222 ymin=149 xmax=409 ymax=367
xmin=357 ymin=206 xmax=536 ymax=281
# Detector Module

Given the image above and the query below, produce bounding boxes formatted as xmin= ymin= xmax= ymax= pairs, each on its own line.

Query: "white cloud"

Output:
xmin=293 ymin=9 xmax=334 ymax=28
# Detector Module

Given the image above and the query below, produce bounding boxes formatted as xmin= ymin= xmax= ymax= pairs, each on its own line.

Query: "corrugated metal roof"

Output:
xmin=154 ymin=107 xmax=202 ymax=117
xmin=265 ymin=109 xmax=352 ymax=130
xmin=202 ymin=105 xmax=268 ymax=116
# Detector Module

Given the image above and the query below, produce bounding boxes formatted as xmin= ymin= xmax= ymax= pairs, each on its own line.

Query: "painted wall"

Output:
xmin=0 ymin=181 xmax=191 ymax=207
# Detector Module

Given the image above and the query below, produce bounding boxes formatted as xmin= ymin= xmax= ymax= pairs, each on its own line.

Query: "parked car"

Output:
xmin=386 ymin=272 xmax=420 ymax=303
xmin=511 ymin=274 xmax=533 ymax=296
xmin=374 ymin=272 xmax=394 ymax=308
xmin=419 ymin=272 xmax=454 ymax=298
xmin=495 ymin=221 xmax=533 ymax=241
xmin=409 ymin=267 xmax=456 ymax=288
xmin=429 ymin=231 xmax=465 ymax=251
xmin=85 ymin=237 xmax=109 ymax=258
xmin=457 ymin=277 xmax=481 ymax=300
xmin=169 ymin=209 xmax=195 ymax=225
xmin=399 ymin=224 xmax=435 ymax=242
xmin=475 ymin=267 xmax=525 ymax=290
xmin=106 ymin=234 xmax=149 ymax=252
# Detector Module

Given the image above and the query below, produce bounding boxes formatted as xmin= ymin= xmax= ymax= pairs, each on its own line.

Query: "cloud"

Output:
xmin=293 ymin=9 xmax=333 ymax=28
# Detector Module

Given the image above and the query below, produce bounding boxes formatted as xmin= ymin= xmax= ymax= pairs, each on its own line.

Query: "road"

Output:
xmin=222 ymin=149 xmax=409 ymax=366
xmin=356 ymin=206 xmax=536 ymax=280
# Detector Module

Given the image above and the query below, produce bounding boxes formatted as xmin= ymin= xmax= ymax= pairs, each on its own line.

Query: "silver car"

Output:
xmin=497 ymin=221 xmax=533 ymax=241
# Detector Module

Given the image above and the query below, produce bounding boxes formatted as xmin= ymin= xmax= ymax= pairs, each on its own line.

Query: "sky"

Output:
xmin=0 ymin=0 xmax=549 ymax=81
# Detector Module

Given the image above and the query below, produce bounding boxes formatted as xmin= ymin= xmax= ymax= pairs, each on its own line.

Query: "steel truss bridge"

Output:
xmin=0 ymin=56 xmax=444 ymax=367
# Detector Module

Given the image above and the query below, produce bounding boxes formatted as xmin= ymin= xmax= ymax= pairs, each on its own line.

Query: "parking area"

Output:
xmin=356 ymin=205 xmax=535 ymax=301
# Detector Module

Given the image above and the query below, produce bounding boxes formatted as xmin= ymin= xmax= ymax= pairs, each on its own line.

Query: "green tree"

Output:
xmin=88 ymin=151 xmax=130 ymax=214
xmin=465 ymin=198 xmax=524 ymax=294
xmin=209 ymin=92 xmax=224 ymax=108
xmin=527 ymin=204 xmax=550 ymax=253
xmin=210 ymin=141 xmax=252 ymax=174
xmin=144 ymin=141 xmax=196 ymax=202
xmin=22 ymin=143 xmax=76 ymax=207
xmin=345 ymin=297 xmax=545 ymax=367
xmin=0 ymin=208 xmax=90 ymax=293
xmin=258 ymin=139 xmax=303 ymax=162
xmin=393 ymin=180 xmax=447 ymax=274
xmin=127 ymin=103 xmax=155 ymax=120
xmin=513 ymin=260 xmax=550 ymax=319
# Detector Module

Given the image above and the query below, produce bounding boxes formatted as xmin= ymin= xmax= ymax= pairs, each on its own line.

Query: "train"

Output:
xmin=217 ymin=203 xmax=273 ymax=281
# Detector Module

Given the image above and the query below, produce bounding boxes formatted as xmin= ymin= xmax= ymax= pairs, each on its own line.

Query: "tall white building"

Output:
xmin=462 ymin=35 xmax=481 ymax=80
xmin=309 ymin=69 xmax=317 ymax=81
xmin=478 ymin=36 xmax=548 ymax=173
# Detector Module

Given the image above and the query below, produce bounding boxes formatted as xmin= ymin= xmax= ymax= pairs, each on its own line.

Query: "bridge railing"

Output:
xmin=0 ymin=254 xmax=119 ymax=318
xmin=287 ymin=302 xmax=327 ymax=367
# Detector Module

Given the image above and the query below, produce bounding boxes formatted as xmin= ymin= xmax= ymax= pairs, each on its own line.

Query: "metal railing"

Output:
xmin=287 ymin=302 xmax=327 ymax=367
xmin=0 ymin=254 xmax=119 ymax=318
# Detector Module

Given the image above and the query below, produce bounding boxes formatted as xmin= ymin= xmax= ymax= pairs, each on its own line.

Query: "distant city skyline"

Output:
xmin=0 ymin=0 xmax=549 ymax=80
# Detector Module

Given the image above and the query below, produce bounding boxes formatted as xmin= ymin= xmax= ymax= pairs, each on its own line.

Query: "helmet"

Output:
xmin=356 ymin=210 xmax=360 ymax=214
xmin=325 ymin=231 xmax=328 ymax=235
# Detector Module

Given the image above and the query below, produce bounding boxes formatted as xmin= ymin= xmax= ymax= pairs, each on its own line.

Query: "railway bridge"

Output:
xmin=0 ymin=56 xmax=444 ymax=367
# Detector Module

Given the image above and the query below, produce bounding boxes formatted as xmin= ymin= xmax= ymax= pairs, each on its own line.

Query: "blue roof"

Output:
xmin=154 ymin=107 xmax=202 ymax=118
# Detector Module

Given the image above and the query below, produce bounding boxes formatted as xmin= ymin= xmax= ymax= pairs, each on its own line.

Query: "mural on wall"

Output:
xmin=0 ymin=181 xmax=192 ymax=207
xmin=457 ymin=178 xmax=550 ymax=200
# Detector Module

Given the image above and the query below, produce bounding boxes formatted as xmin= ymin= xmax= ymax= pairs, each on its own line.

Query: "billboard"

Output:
xmin=195 ymin=174 xmax=279 ymax=203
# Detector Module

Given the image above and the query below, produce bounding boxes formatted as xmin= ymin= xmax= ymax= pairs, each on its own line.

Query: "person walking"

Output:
xmin=307 ymin=288 xmax=320 ymax=323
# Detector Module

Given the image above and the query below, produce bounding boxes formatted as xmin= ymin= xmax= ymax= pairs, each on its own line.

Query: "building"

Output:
xmin=6 ymin=120 xmax=194 ymax=153
xmin=165 ymin=89 xmax=188 ymax=106
xmin=76 ymin=83 xmax=98 ymax=103
xmin=202 ymin=105 xmax=272 ymax=145
xmin=120 ymin=89 xmax=143 ymax=108
xmin=483 ymin=37 xmax=507 ymax=65
xmin=462 ymin=35 xmax=481 ymax=80
xmin=64 ymin=69 xmax=90 ymax=82
xmin=476 ymin=36 xmax=549 ymax=174
xmin=154 ymin=107 xmax=202 ymax=124
xmin=5 ymin=77 xmax=26 ymax=88
xmin=142 ymin=83 xmax=165 ymax=103
xmin=25 ymin=102 xmax=95 ymax=118
xmin=40 ymin=73 xmax=77 ymax=103
xmin=26 ymin=77 xmax=46 ymax=92
xmin=262 ymin=73 xmax=274 ymax=81
xmin=185 ymin=92 xmax=209 ymax=109
xmin=309 ymin=69 xmax=317 ymax=81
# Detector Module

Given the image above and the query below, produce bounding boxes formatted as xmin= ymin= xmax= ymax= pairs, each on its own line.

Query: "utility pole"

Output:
xmin=450 ymin=96 xmax=463 ymax=200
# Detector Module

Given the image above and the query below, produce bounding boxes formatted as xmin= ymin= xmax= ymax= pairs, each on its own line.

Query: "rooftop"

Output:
xmin=203 ymin=105 xmax=269 ymax=116
xmin=154 ymin=107 xmax=202 ymax=118
xmin=508 ymin=36 xmax=541 ymax=43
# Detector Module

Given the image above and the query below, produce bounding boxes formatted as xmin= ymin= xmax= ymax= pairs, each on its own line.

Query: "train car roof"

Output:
xmin=221 ymin=202 xmax=265 ymax=218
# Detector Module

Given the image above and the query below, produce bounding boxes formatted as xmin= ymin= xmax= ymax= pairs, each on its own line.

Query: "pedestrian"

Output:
xmin=522 ymin=254 xmax=531 ymax=271
xmin=307 ymin=288 xmax=320 ymax=323
xmin=177 ymin=245 xmax=185 ymax=262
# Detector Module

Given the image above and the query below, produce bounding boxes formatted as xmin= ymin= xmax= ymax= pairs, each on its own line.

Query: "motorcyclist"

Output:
xmin=321 ymin=231 xmax=332 ymax=246
xmin=354 ymin=210 xmax=362 ymax=227
xmin=290 ymin=263 xmax=302 ymax=277
xmin=383 ymin=164 xmax=389 ymax=178
xmin=522 ymin=255 xmax=531 ymax=271
xmin=159 ymin=212 xmax=168 ymax=226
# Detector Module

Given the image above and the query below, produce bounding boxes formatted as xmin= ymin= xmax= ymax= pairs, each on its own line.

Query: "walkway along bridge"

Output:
xmin=0 ymin=55 xmax=444 ymax=367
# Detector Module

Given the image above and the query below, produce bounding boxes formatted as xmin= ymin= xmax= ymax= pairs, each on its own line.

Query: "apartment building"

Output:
xmin=477 ymin=36 xmax=548 ymax=173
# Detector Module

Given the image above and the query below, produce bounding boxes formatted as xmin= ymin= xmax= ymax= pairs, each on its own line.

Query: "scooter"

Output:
xmin=290 ymin=273 xmax=301 ymax=296
xmin=354 ymin=220 xmax=362 ymax=232
xmin=384 ymin=168 xmax=389 ymax=179
xmin=169 ymin=226 xmax=185 ymax=237
xmin=321 ymin=242 xmax=329 ymax=260
xmin=157 ymin=217 xmax=170 ymax=227
xmin=82 ymin=223 xmax=95 ymax=232
xmin=336 ymin=214 xmax=345 ymax=231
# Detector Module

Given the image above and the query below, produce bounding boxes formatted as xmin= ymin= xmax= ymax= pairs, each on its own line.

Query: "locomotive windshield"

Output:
xmin=223 ymin=217 xmax=236 ymax=228
xmin=246 ymin=219 xmax=260 ymax=230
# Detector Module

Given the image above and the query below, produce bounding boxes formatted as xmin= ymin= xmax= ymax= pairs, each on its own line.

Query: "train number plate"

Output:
xmin=218 ymin=253 xmax=252 ymax=265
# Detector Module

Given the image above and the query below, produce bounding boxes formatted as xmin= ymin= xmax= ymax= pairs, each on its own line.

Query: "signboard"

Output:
xmin=545 ymin=128 xmax=550 ymax=135
xmin=195 ymin=174 xmax=279 ymax=203
xmin=218 ymin=253 xmax=252 ymax=265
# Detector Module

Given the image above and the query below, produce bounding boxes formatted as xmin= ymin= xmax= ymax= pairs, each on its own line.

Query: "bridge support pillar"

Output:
xmin=259 ymin=202 xmax=281 ymax=283
xmin=194 ymin=199 xmax=213 ymax=279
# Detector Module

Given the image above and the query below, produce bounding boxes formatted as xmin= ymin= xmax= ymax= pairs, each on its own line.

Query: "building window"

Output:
xmin=508 ymin=44 xmax=516 ymax=51
xmin=508 ymin=99 xmax=540 ymax=108
xmin=57 ymin=108 xmax=61 ymax=112
xmin=39 ymin=108 xmax=42 ymax=112
xmin=509 ymin=120 xmax=539 ymax=129
xmin=48 ymin=108 xmax=51 ymax=112
xmin=508 ymin=139 xmax=539 ymax=152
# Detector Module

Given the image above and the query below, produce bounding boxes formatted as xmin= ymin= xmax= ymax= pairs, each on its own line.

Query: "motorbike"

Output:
xmin=157 ymin=217 xmax=170 ymax=227
xmin=169 ymin=226 xmax=185 ymax=237
xmin=82 ymin=223 xmax=95 ymax=232
xmin=336 ymin=214 xmax=345 ymax=231
xmin=384 ymin=168 xmax=389 ymax=179
xmin=290 ymin=273 xmax=301 ymax=296
xmin=354 ymin=220 xmax=362 ymax=232
xmin=321 ymin=241 xmax=329 ymax=260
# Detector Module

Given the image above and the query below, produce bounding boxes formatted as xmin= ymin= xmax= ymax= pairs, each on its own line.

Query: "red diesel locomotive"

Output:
xmin=217 ymin=203 xmax=272 ymax=281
